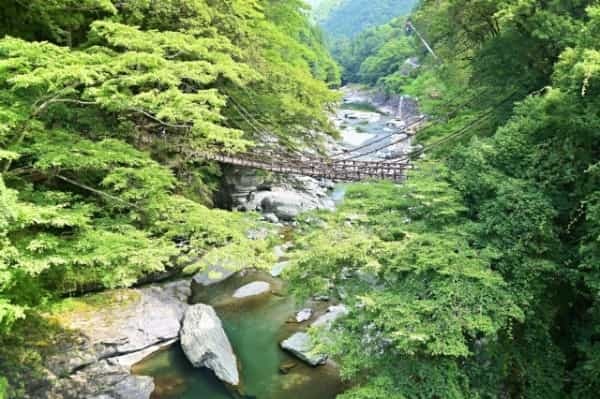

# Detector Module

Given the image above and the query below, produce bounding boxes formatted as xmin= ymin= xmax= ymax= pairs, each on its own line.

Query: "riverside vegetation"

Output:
xmin=1 ymin=1 xmax=600 ymax=399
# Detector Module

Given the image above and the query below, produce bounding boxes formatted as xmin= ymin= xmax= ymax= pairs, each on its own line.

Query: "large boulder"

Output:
xmin=233 ymin=281 xmax=271 ymax=298
xmin=247 ymin=189 xmax=334 ymax=222
xmin=180 ymin=304 xmax=239 ymax=386
xmin=280 ymin=332 xmax=327 ymax=367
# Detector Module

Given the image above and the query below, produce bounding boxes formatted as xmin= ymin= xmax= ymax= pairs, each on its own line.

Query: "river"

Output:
xmin=133 ymin=270 xmax=343 ymax=399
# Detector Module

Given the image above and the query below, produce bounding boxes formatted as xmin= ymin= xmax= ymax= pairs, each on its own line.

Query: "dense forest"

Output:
xmin=309 ymin=0 xmax=417 ymax=38
xmin=1 ymin=0 xmax=600 ymax=398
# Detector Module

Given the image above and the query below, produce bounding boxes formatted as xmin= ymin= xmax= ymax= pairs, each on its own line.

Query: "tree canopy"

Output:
xmin=0 ymin=1 xmax=339 ymax=395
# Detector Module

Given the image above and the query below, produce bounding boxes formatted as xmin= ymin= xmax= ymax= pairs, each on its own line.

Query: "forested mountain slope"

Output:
xmin=0 ymin=1 xmax=339 ymax=395
xmin=290 ymin=1 xmax=600 ymax=398
xmin=309 ymin=0 xmax=417 ymax=38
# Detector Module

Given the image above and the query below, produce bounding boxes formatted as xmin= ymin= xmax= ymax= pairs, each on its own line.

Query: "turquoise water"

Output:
xmin=133 ymin=271 xmax=342 ymax=399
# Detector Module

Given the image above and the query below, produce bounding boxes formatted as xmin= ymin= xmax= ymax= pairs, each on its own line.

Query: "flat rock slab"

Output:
xmin=232 ymin=281 xmax=271 ymax=298
xmin=280 ymin=332 xmax=327 ymax=367
xmin=180 ymin=304 xmax=240 ymax=386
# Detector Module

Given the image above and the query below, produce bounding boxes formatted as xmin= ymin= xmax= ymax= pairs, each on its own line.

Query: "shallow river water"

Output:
xmin=133 ymin=271 xmax=343 ymax=399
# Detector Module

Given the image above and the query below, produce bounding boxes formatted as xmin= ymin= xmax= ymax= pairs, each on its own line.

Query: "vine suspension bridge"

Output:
xmin=202 ymin=84 xmax=522 ymax=182
xmin=203 ymin=148 xmax=412 ymax=182
xmin=201 ymin=116 xmax=426 ymax=182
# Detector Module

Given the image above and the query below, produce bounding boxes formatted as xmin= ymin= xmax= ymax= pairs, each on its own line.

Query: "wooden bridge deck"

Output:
xmin=202 ymin=151 xmax=410 ymax=182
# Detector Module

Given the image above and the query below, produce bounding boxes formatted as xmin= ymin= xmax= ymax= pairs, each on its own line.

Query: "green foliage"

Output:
xmin=0 ymin=376 xmax=7 ymax=399
xmin=295 ymin=2 xmax=600 ymax=398
xmin=314 ymin=0 xmax=417 ymax=39
xmin=333 ymin=16 xmax=416 ymax=86
xmin=0 ymin=6 xmax=336 ymax=394
xmin=288 ymin=166 xmax=523 ymax=397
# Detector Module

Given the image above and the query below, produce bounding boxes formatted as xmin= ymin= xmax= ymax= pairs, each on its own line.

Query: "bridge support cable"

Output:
xmin=406 ymin=21 xmax=439 ymax=61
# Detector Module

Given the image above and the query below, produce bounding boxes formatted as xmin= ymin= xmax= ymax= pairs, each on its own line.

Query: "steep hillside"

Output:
xmin=313 ymin=0 xmax=417 ymax=39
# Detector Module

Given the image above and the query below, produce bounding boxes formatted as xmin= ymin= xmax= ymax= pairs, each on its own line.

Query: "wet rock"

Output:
xmin=270 ymin=261 xmax=290 ymax=277
xmin=295 ymin=308 xmax=313 ymax=323
xmin=180 ymin=304 xmax=239 ymax=386
xmin=280 ymin=332 xmax=327 ymax=367
xmin=233 ymin=281 xmax=271 ymax=298
xmin=193 ymin=264 xmax=236 ymax=287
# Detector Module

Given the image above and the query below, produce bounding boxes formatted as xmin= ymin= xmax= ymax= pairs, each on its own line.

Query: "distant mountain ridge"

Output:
xmin=307 ymin=0 xmax=417 ymax=39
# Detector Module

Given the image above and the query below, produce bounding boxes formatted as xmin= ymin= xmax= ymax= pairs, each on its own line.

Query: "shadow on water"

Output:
xmin=133 ymin=270 xmax=343 ymax=399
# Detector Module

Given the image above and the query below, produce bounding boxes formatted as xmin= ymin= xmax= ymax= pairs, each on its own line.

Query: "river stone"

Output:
xmin=233 ymin=281 xmax=271 ymax=298
xmin=280 ymin=332 xmax=327 ymax=366
xmin=193 ymin=264 xmax=236 ymax=287
xmin=270 ymin=261 xmax=290 ymax=277
xmin=311 ymin=305 xmax=349 ymax=329
xmin=295 ymin=308 xmax=313 ymax=323
xmin=180 ymin=304 xmax=240 ymax=386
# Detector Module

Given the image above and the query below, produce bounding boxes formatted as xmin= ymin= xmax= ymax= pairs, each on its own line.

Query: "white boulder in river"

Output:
xmin=180 ymin=304 xmax=240 ymax=386
xmin=233 ymin=281 xmax=271 ymax=298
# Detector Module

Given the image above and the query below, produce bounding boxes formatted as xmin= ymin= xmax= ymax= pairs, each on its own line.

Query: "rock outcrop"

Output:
xmin=180 ymin=304 xmax=240 ymax=386
xmin=246 ymin=188 xmax=334 ymax=222
xmin=38 ymin=280 xmax=191 ymax=399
